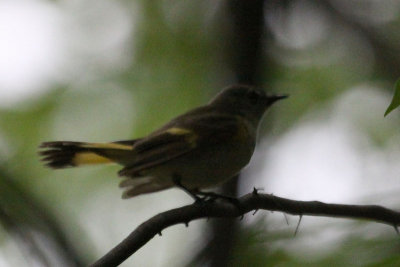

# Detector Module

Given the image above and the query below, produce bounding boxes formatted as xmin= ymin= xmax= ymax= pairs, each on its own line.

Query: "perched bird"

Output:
xmin=39 ymin=85 xmax=287 ymax=199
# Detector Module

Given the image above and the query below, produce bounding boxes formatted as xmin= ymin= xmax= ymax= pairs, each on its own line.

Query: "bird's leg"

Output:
xmin=172 ymin=175 xmax=241 ymax=211
xmin=194 ymin=191 xmax=238 ymax=203
xmin=196 ymin=191 xmax=243 ymax=216
xmin=172 ymin=175 xmax=204 ymax=203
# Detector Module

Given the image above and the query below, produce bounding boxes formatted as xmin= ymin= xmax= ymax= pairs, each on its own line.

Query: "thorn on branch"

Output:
xmin=393 ymin=224 xmax=399 ymax=236
xmin=294 ymin=215 xmax=303 ymax=236
xmin=283 ymin=213 xmax=289 ymax=226
xmin=158 ymin=231 xmax=162 ymax=236
xmin=252 ymin=209 xmax=259 ymax=215
xmin=184 ymin=221 xmax=189 ymax=227
xmin=252 ymin=187 xmax=264 ymax=195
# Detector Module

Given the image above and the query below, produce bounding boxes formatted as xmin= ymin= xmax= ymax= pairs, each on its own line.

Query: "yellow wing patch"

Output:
xmin=166 ymin=127 xmax=197 ymax=148
xmin=166 ymin=127 xmax=192 ymax=135
xmin=73 ymin=152 xmax=114 ymax=165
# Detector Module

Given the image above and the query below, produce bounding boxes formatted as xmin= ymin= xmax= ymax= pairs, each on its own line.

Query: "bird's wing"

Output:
xmin=118 ymin=127 xmax=198 ymax=177
xmin=118 ymin=112 xmax=240 ymax=177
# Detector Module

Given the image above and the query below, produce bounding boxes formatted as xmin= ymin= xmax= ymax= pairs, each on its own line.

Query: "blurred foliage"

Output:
xmin=0 ymin=0 xmax=400 ymax=266
xmin=385 ymin=79 xmax=400 ymax=117
xmin=229 ymin=220 xmax=400 ymax=267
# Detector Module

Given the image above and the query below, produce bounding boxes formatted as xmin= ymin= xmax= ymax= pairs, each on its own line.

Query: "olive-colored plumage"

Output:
xmin=39 ymin=85 xmax=287 ymax=199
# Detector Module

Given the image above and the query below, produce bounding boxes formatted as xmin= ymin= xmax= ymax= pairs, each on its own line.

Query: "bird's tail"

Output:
xmin=39 ymin=141 xmax=137 ymax=169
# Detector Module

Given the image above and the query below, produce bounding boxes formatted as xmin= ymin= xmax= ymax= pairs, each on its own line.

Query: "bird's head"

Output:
xmin=210 ymin=84 xmax=288 ymax=123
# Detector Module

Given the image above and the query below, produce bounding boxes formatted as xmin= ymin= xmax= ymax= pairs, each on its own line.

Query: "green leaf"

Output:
xmin=384 ymin=78 xmax=400 ymax=117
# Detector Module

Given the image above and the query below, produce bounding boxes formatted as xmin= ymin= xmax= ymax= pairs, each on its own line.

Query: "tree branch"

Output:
xmin=91 ymin=192 xmax=400 ymax=266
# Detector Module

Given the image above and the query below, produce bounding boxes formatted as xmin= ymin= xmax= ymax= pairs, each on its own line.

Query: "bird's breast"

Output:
xmin=173 ymin=119 xmax=256 ymax=188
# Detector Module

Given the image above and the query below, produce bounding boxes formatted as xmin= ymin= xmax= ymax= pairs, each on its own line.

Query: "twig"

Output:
xmin=91 ymin=193 xmax=400 ymax=266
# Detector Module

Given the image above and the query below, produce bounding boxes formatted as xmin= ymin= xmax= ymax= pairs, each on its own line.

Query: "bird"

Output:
xmin=39 ymin=85 xmax=287 ymax=200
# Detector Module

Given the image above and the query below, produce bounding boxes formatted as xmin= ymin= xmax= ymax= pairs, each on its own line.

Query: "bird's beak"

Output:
xmin=266 ymin=94 xmax=289 ymax=105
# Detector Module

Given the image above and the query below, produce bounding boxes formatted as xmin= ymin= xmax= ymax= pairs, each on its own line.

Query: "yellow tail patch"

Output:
xmin=73 ymin=152 xmax=114 ymax=165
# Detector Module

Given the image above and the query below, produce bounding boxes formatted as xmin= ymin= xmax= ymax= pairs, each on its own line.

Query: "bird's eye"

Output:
xmin=248 ymin=91 xmax=259 ymax=105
